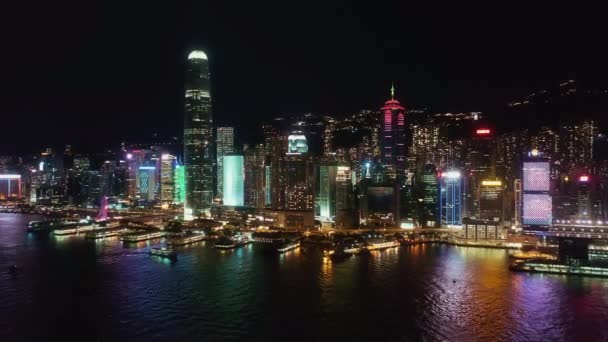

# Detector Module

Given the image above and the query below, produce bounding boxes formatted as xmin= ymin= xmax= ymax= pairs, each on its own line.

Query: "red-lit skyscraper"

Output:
xmin=380 ymin=84 xmax=406 ymax=179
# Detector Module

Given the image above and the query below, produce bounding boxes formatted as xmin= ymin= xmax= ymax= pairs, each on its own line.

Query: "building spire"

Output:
xmin=390 ymin=82 xmax=395 ymax=100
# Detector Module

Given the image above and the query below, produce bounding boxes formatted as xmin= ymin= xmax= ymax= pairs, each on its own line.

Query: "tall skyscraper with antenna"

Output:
xmin=183 ymin=50 xmax=214 ymax=219
xmin=380 ymin=83 xmax=406 ymax=179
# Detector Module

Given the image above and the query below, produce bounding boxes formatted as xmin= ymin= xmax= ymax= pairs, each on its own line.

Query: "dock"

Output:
xmin=85 ymin=227 xmax=129 ymax=239
xmin=166 ymin=233 xmax=208 ymax=246
xmin=120 ymin=231 xmax=165 ymax=242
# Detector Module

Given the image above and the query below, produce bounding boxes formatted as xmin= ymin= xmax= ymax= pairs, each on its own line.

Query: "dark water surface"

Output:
xmin=2 ymin=214 xmax=608 ymax=341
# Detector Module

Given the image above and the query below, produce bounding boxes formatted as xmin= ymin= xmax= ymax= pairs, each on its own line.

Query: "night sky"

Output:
xmin=1 ymin=2 xmax=606 ymax=153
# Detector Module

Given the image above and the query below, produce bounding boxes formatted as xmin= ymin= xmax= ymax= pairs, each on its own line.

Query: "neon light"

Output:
xmin=139 ymin=166 xmax=156 ymax=170
xmin=481 ymin=180 xmax=502 ymax=186
xmin=476 ymin=129 xmax=491 ymax=135
xmin=579 ymin=175 xmax=589 ymax=182
xmin=126 ymin=153 xmax=133 ymax=160
xmin=0 ymin=175 xmax=21 ymax=179
xmin=441 ymin=171 xmax=461 ymax=179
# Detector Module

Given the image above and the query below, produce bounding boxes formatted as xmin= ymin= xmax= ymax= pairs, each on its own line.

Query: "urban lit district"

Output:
xmin=3 ymin=50 xmax=608 ymax=275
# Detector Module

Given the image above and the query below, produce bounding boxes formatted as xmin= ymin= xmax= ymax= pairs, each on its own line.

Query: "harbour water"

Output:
xmin=2 ymin=213 xmax=608 ymax=341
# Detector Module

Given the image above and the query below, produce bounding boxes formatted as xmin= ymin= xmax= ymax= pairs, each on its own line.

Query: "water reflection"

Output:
xmin=4 ymin=213 xmax=608 ymax=341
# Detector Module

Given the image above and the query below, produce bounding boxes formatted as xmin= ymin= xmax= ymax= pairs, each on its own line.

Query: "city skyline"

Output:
xmin=2 ymin=3 xmax=608 ymax=153
xmin=4 ymin=5 xmax=608 ymax=341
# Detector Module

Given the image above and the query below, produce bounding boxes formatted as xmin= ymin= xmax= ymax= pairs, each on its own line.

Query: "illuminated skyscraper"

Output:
xmin=183 ymin=50 xmax=214 ymax=219
xmin=380 ymin=84 xmax=406 ymax=179
xmin=216 ymin=127 xmax=235 ymax=198
xmin=522 ymin=149 xmax=552 ymax=229
xmin=222 ymin=154 xmax=244 ymax=206
xmin=138 ymin=166 xmax=156 ymax=201
xmin=576 ymin=175 xmax=592 ymax=219
xmin=479 ymin=180 xmax=505 ymax=222
xmin=174 ymin=164 xmax=185 ymax=204
xmin=244 ymin=144 xmax=266 ymax=208
xmin=439 ymin=171 xmax=463 ymax=227
xmin=317 ymin=163 xmax=354 ymax=228
xmin=160 ymin=154 xmax=176 ymax=207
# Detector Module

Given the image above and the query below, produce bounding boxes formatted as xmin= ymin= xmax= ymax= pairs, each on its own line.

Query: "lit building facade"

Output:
xmin=479 ymin=180 xmax=505 ymax=223
xmin=380 ymin=85 xmax=406 ymax=179
xmin=174 ymin=164 xmax=185 ymax=204
xmin=184 ymin=50 xmax=214 ymax=219
xmin=138 ymin=166 xmax=156 ymax=201
xmin=160 ymin=154 xmax=176 ymax=207
xmin=222 ymin=154 xmax=244 ymax=206
xmin=439 ymin=171 xmax=463 ymax=227
xmin=316 ymin=163 xmax=354 ymax=228
xmin=244 ymin=144 xmax=266 ymax=208
xmin=0 ymin=174 xmax=21 ymax=200
xmin=216 ymin=127 xmax=235 ymax=198
xmin=522 ymin=150 xmax=552 ymax=229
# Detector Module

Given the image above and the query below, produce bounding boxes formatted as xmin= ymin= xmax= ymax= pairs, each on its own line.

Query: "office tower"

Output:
xmin=264 ymin=126 xmax=287 ymax=210
xmin=184 ymin=50 xmax=214 ymax=220
xmin=317 ymin=163 xmax=354 ymax=228
xmin=439 ymin=171 xmax=463 ymax=227
xmin=522 ymin=149 xmax=552 ymax=230
xmin=560 ymin=120 xmax=598 ymax=173
xmin=160 ymin=154 xmax=176 ymax=207
xmin=222 ymin=154 xmax=244 ymax=206
xmin=529 ymin=126 xmax=559 ymax=160
xmin=216 ymin=127 xmax=235 ymax=197
xmin=418 ymin=164 xmax=438 ymax=227
xmin=323 ymin=117 xmax=336 ymax=157
xmin=125 ymin=150 xmax=143 ymax=200
xmin=464 ymin=123 xmax=499 ymax=218
xmin=138 ymin=166 xmax=156 ymax=201
xmin=479 ymin=180 xmax=505 ymax=222
xmin=0 ymin=174 xmax=21 ymax=200
xmin=576 ymin=175 xmax=592 ymax=219
xmin=410 ymin=124 xmax=440 ymax=168
xmin=284 ymin=152 xmax=314 ymax=211
xmin=380 ymin=84 xmax=406 ymax=179
xmin=174 ymin=164 xmax=185 ymax=204
xmin=244 ymin=144 xmax=266 ymax=208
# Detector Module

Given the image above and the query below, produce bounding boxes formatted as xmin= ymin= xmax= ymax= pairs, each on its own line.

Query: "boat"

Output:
xmin=149 ymin=247 xmax=177 ymax=261
xmin=214 ymin=235 xmax=250 ymax=249
xmin=275 ymin=240 xmax=300 ymax=253
xmin=27 ymin=220 xmax=80 ymax=232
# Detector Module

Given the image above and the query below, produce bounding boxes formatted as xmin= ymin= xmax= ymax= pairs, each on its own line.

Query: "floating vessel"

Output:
xmin=214 ymin=235 xmax=250 ymax=249
xmin=27 ymin=220 xmax=80 ymax=232
xmin=510 ymin=260 xmax=608 ymax=277
xmin=365 ymin=240 xmax=400 ymax=251
xmin=276 ymin=240 xmax=300 ymax=253
xmin=149 ymin=247 xmax=177 ymax=261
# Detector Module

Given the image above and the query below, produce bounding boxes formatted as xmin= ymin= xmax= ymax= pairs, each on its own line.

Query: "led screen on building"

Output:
xmin=523 ymin=162 xmax=550 ymax=191
xmin=523 ymin=194 xmax=552 ymax=225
